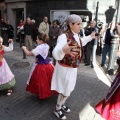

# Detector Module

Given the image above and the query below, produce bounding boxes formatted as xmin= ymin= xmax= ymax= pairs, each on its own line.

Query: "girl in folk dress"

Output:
xmin=95 ymin=24 xmax=120 ymax=120
xmin=51 ymin=14 xmax=96 ymax=120
xmin=95 ymin=58 xmax=120 ymax=120
xmin=0 ymin=37 xmax=16 ymax=95
xmin=22 ymin=33 xmax=54 ymax=99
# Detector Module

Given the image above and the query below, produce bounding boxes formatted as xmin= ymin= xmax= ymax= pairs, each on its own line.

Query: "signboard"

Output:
xmin=53 ymin=11 xmax=70 ymax=25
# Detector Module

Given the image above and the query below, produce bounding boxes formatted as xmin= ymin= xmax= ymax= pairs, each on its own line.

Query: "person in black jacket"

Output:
xmin=84 ymin=20 xmax=98 ymax=68
xmin=101 ymin=22 xmax=115 ymax=66
xmin=6 ymin=20 xmax=14 ymax=39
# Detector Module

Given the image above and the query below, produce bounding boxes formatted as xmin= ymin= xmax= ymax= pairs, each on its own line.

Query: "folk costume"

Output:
xmin=95 ymin=59 xmax=120 ymax=120
xmin=0 ymin=43 xmax=15 ymax=90
xmin=51 ymin=14 xmax=93 ymax=120
xmin=26 ymin=43 xmax=54 ymax=99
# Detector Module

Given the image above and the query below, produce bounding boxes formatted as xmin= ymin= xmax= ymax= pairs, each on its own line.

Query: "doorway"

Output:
xmin=16 ymin=8 xmax=24 ymax=28
xmin=15 ymin=8 xmax=24 ymax=41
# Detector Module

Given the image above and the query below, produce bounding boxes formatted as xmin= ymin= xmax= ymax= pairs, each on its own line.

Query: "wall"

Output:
xmin=6 ymin=2 xmax=26 ymax=38
xmin=0 ymin=2 xmax=6 ymax=21
xmin=26 ymin=0 xmax=88 ymax=26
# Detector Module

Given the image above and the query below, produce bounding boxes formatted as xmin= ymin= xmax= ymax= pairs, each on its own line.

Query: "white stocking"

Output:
xmin=56 ymin=94 xmax=68 ymax=110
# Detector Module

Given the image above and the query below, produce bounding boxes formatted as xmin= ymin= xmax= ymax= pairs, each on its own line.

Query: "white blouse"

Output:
xmin=32 ymin=44 xmax=49 ymax=59
xmin=4 ymin=43 xmax=13 ymax=52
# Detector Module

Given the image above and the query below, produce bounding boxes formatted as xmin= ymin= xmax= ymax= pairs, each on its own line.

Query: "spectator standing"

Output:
xmin=38 ymin=16 xmax=49 ymax=38
xmin=0 ymin=19 xmax=9 ymax=45
xmin=31 ymin=19 xmax=38 ymax=47
xmin=49 ymin=20 xmax=60 ymax=57
xmin=24 ymin=17 xmax=35 ymax=50
xmin=6 ymin=20 xmax=14 ymax=39
xmin=84 ymin=20 xmax=99 ymax=68
xmin=101 ymin=22 xmax=115 ymax=66
xmin=16 ymin=20 xmax=24 ymax=41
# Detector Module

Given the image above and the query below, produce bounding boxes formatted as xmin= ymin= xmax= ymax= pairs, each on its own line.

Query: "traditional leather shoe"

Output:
xmin=85 ymin=63 xmax=90 ymax=66
xmin=61 ymin=105 xmax=71 ymax=113
xmin=54 ymin=108 xmax=66 ymax=120
xmin=7 ymin=89 xmax=12 ymax=96
xmin=91 ymin=64 xmax=94 ymax=68
xmin=101 ymin=64 xmax=104 ymax=67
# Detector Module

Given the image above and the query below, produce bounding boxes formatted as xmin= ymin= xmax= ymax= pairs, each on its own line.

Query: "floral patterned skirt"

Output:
xmin=95 ymin=86 xmax=120 ymax=120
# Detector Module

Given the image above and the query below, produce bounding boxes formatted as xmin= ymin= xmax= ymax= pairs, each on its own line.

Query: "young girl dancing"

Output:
xmin=22 ymin=33 xmax=54 ymax=99
xmin=0 ymin=37 xmax=16 ymax=95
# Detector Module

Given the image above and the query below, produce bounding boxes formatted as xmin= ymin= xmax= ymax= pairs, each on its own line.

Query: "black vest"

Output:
xmin=105 ymin=28 xmax=113 ymax=45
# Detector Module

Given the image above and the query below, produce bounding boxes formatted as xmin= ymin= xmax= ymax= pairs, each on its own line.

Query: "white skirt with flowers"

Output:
xmin=0 ymin=58 xmax=15 ymax=90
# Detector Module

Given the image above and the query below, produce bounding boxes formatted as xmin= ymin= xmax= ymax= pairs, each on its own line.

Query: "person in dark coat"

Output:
xmin=49 ymin=20 xmax=60 ymax=57
xmin=84 ymin=20 xmax=99 ymax=68
xmin=6 ymin=20 xmax=14 ymax=39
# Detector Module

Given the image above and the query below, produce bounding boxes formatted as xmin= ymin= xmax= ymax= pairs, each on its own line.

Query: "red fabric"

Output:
xmin=95 ymin=86 xmax=120 ymax=120
xmin=26 ymin=64 xmax=57 ymax=99
xmin=0 ymin=50 xmax=4 ymax=66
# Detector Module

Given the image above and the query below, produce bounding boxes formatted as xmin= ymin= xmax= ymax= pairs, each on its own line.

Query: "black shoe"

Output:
xmin=101 ymin=64 xmax=104 ymax=67
xmin=91 ymin=64 xmax=94 ymax=68
xmin=61 ymin=105 xmax=71 ymax=113
xmin=54 ymin=109 xmax=66 ymax=120
xmin=85 ymin=63 xmax=90 ymax=66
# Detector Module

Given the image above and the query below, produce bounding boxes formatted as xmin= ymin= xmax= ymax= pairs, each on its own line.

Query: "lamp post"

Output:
xmin=19 ymin=32 xmax=26 ymax=59
xmin=95 ymin=2 xmax=99 ymax=23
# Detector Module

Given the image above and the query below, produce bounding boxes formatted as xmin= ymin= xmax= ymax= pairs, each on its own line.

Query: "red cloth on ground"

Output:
xmin=26 ymin=64 xmax=56 ymax=99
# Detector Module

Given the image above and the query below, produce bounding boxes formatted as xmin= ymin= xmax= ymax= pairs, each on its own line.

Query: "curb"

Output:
xmin=96 ymin=61 xmax=113 ymax=83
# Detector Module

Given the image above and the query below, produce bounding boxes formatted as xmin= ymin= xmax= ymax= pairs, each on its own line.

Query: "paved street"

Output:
xmin=0 ymin=42 xmax=114 ymax=120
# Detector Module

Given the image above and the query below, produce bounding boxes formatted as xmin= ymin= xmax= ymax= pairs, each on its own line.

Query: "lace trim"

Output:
xmin=110 ymin=109 xmax=120 ymax=119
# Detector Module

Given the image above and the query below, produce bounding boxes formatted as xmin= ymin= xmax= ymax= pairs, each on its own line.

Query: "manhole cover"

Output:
xmin=12 ymin=62 xmax=30 ymax=68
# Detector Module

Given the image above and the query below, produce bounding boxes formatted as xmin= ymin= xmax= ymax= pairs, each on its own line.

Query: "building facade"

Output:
xmin=0 ymin=0 xmax=6 ymax=22
xmin=5 ymin=0 xmax=117 ymax=37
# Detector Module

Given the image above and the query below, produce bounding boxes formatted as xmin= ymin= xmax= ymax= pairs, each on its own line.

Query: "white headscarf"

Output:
xmin=62 ymin=14 xmax=82 ymax=32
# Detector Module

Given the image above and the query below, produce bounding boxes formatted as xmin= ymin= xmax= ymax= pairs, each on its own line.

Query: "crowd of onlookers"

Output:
xmin=0 ymin=16 xmax=119 ymax=68
xmin=0 ymin=19 xmax=14 ymax=39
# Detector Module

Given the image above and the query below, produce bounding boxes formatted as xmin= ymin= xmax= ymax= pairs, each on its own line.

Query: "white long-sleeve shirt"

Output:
xmin=4 ymin=43 xmax=13 ymax=52
xmin=52 ymin=33 xmax=92 ymax=60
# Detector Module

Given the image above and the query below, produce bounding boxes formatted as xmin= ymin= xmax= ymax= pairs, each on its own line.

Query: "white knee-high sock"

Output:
xmin=56 ymin=94 xmax=68 ymax=110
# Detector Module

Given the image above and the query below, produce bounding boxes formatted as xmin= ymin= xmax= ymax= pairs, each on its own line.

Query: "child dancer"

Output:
xmin=95 ymin=58 xmax=120 ymax=120
xmin=95 ymin=24 xmax=120 ymax=120
xmin=0 ymin=37 xmax=16 ymax=95
xmin=51 ymin=14 xmax=96 ymax=119
xmin=22 ymin=33 xmax=54 ymax=99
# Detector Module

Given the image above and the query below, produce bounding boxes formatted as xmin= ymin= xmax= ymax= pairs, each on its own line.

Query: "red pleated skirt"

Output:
xmin=26 ymin=63 xmax=56 ymax=99
xmin=95 ymin=86 xmax=120 ymax=120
